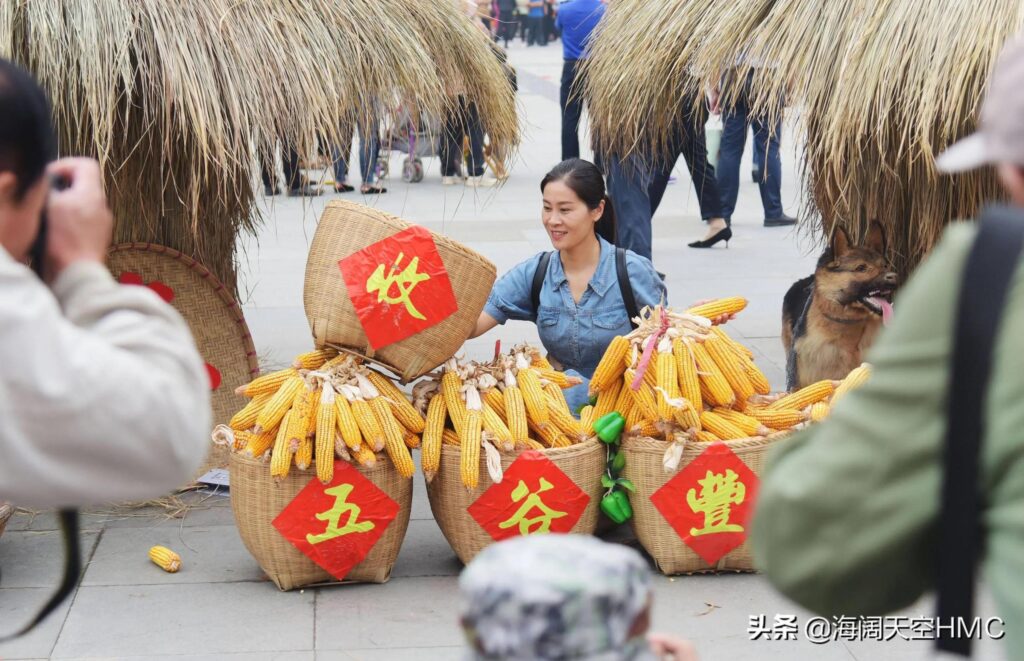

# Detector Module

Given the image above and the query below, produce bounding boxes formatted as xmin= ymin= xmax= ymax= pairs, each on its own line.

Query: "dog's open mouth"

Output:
xmin=860 ymin=289 xmax=894 ymax=324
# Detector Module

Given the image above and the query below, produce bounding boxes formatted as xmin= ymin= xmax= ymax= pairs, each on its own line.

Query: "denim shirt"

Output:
xmin=484 ymin=237 xmax=667 ymax=379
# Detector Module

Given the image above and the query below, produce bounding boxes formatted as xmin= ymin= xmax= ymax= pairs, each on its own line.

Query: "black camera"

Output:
xmin=28 ymin=173 xmax=70 ymax=278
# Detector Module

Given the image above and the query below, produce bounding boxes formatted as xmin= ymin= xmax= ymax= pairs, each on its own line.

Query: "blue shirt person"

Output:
xmin=554 ymin=0 xmax=605 ymax=61
xmin=472 ymin=159 xmax=667 ymax=413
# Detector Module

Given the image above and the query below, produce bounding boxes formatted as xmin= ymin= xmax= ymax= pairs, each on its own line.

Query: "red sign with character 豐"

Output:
xmin=650 ymin=443 xmax=759 ymax=565
xmin=272 ymin=460 xmax=399 ymax=581
xmin=339 ymin=226 xmax=458 ymax=349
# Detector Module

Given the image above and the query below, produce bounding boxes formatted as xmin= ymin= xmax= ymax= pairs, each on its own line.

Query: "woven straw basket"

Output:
xmin=107 ymin=244 xmax=260 ymax=478
xmin=621 ymin=434 xmax=786 ymax=575
xmin=229 ymin=453 xmax=412 ymax=591
xmin=426 ymin=440 xmax=606 ymax=565
xmin=0 ymin=503 xmax=13 ymax=540
xmin=304 ymin=201 xmax=496 ymax=382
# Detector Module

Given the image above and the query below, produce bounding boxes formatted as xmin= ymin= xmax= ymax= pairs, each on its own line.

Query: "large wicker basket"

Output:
xmin=229 ymin=453 xmax=412 ymax=590
xmin=426 ymin=440 xmax=606 ymax=565
xmin=621 ymin=434 xmax=786 ymax=575
xmin=304 ymin=201 xmax=496 ymax=382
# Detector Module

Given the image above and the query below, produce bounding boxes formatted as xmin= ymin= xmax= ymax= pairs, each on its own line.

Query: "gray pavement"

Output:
xmin=0 ymin=41 xmax=1006 ymax=660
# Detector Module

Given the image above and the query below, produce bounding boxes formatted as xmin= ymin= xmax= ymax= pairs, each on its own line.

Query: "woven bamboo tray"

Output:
xmin=621 ymin=434 xmax=787 ymax=575
xmin=229 ymin=453 xmax=412 ymax=591
xmin=0 ymin=503 xmax=13 ymax=540
xmin=304 ymin=200 xmax=496 ymax=382
xmin=426 ymin=439 xmax=606 ymax=565
xmin=107 ymin=243 xmax=260 ymax=478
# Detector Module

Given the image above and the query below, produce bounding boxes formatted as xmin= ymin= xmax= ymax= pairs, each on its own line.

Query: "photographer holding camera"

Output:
xmin=0 ymin=58 xmax=210 ymax=508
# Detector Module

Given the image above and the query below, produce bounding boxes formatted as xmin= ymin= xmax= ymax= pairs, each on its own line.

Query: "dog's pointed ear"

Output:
xmin=830 ymin=226 xmax=853 ymax=259
xmin=865 ymin=220 xmax=887 ymax=256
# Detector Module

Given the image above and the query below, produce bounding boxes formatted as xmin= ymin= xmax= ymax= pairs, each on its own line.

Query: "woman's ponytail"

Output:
xmin=595 ymin=193 xmax=617 ymax=245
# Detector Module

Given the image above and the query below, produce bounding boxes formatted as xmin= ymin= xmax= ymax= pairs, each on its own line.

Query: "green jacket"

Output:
xmin=752 ymin=223 xmax=1024 ymax=657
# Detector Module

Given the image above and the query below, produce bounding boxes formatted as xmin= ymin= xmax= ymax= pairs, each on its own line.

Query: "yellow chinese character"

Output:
xmin=306 ymin=483 xmax=375 ymax=545
xmin=497 ymin=477 xmax=568 ymax=536
xmin=686 ymin=469 xmax=746 ymax=537
xmin=365 ymin=251 xmax=430 ymax=320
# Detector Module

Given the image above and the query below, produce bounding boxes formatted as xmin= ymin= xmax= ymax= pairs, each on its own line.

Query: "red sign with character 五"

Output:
xmin=339 ymin=226 xmax=458 ymax=349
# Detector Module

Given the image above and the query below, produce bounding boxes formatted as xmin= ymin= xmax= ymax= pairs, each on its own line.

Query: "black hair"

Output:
xmin=0 ymin=58 xmax=56 ymax=200
xmin=540 ymin=158 xmax=617 ymax=244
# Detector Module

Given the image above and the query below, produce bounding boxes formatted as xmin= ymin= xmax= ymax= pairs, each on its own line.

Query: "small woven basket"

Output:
xmin=304 ymin=200 xmax=496 ymax=382
xmin=426 ymin=439 xmax=606 ymax=565
xmin=621 ymin=434 xmax=786 ymax=575
xmin=0 ymin=503 xmax=13 ymax=540
xmin=229 ymin=453 xmax=412 ymax=591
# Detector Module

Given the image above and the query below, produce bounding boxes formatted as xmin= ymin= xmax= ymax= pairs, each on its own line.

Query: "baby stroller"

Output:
xmin=382 ymin=107 xmax=442 ymax=183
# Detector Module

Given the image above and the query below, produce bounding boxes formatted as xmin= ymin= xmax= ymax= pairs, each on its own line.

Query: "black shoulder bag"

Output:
xmin=936 ymin=206 xmax=1024 ymax=656
xmin=531 ymin=249 xmax=640 ymax=328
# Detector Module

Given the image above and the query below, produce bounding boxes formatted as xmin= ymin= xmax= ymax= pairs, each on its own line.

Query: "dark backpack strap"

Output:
xmin=0 ymin=509 xmax=80 ymax=642
xmin=531 ymin=251 xmax=553 ymax=321
xmin=615 ymin=247 xmax=640 ymax=329
xmin=936 ymin=206 xmax=1024 ymax=656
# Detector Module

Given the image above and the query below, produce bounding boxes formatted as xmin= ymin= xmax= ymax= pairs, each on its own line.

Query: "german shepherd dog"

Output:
xmin=782 ymin=222 xmax=898 ymax=390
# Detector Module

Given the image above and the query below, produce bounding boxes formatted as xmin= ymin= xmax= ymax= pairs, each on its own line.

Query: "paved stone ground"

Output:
xmin=0 ymin=41 xmax=1006 ymax=661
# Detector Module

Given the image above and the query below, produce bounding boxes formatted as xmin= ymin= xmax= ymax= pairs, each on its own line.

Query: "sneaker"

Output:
xmin=287 ymin=185 xmax=322 ymax=197
xmin=764 ymin=214 xmax=797 ymax=227
xmin=441 ymin=176 xmax=459 ymax=186
xmin=466 ymin=175 xmax=498 ymax=188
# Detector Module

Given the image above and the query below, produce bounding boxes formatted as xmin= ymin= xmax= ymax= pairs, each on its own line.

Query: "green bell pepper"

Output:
xmin=610 ymin=450 xmax=626 ymax=474
xmin=600 ymin=490 xmax=633 ymax=524
xmin=594 ymin=412 xmax=625 ymax=444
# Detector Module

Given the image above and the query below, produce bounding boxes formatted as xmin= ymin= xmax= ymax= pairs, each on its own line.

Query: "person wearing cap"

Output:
xmin=459 ymin=534 xmax=698 ymax=660
xmin=751 ymin=36 xmax=1024 ymax=656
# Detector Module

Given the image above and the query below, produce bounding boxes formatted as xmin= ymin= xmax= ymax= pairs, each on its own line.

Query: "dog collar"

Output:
xmin=823 ymin=312 xmax=864 ymax=325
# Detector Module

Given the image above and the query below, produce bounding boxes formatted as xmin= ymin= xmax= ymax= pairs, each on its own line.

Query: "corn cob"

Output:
xmin=810 ymin=402 xmax=831 ymax=422
xmin=672 ymin=399 xmax=701 ymax=431
xmin=321 ymin=353 xmax=351 ymax=371
xmin=613 ymin=377 xmax=634 ymax=416
xmin=229 ymin=392 xmax=273 ymax=431
xmin=674 ymin=338 xmax=704 ymax=414
xmin=705 ymin=335 xmax=755 ymax=407
xmin=231 ymin=429 xmax=253 ymax=452
xmin=530 ymin=351 xmax=554 ymax=370
xmin=442 ymin=428 xmax=462 ymax=446
xmin=686 ymin=297 xmax=748 ymax=319
xmin=481 ymin=401 xmax=514 ymax=451
xmin=148 ymin=546 xmax=181 ymax=573
xmin=625 ymin=370 xmax=660 ymax=421
xmin=516 ymin=360 xmax=550 ymax=428
xmin=503 ymin=383 xmax=529 ymax=444
xmin=767 ymin=380 xmax=835 ymax=411
xmin=333 ymin=391 xmax=363 ymax=452
xmin=528 ymin=417 xmax=565 ymax=448
xmin=589 ymin=336 xmax=629 ymax=395
xmin=711 ymin=326 xmax=755 ymax=360
xmin=295 ymin=435 xmax=313 ymax=470
xmin=315 ymin=385 xmax=338 ymax=483
xmin=370 ymin=398 xmax=416 ymax=477
xmin=694 ymin=430 xmax=721 ymax=442
xmin=482 ymin=388 xmax=507 ymax=419
xmin=592 ymin=378 xmax=622 ymax=420
xmin=270 ymin=410 xmax=293 ymax=479
xmin=366 ymin=370 xmax=425 ymax=433
xmin=351 ymin=398 xmax=385 ymax=452
xmin=622 ymin=398 xmax=641 ymax=432
xmin=403 ymin=430 xmax=421 ymax=449
xmin=254 ymin=376 xmax=304 ymax=433
xmin=632 ymin=418 xmax=660 ymax=438
xmin=334 ymin=434 xmax=352 ymax=461
xmin=699 ymin=411 xmax=747 ymax=440
xmin=713 ymin=408 xmax=771 ymax=437
xmin=747 ymin=407 xmax=806 ymax=430
xmin=292 ymin=348 xmax=337 ymax=370
xmin=352 ymin=444 xmax=377 ymax=467
xmin=545 ymin=392 xmax=584 ymax=441
xmin=691 ymin=341 xmax=735 ymax=407
xmin=285 ymin=387 xmax=315 ymax=447
xmin=543 ymin=381 xmax=571 ymax=412
xmin=743 ymin=358 xmax=772 ymax=395
xmin=237 ymin=367 xmax=298 ymax=398
xmin=656 ymin=338 xmax=680 ymax=421
xmin=461 ymin=390 xmax=483 ymax=489
xmin=579 ymin=405 xmax=595 ymax=433
xmin=442 ymin=368 xmax=467 ymax=436
xmin=244 ymin=427 xmax=277 ymax=458
xmin=421 ymin=394 xmax=446 ymax=480
xmin=833 ymin=363 xmax=871 ymax=402
xmin=537 ymin=368 xmax=571 ymax=389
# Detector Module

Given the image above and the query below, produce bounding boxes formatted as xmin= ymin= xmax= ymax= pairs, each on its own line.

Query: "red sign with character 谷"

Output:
xmin=272 ymin=460 xmax=399 ymax=581
xmin=467 ymin=451 xmax=590 ymax=542
xmin=650 ymin=443 xmax=759 ymax=565
xmin=339 ymin=226 xmax=458 ymax=349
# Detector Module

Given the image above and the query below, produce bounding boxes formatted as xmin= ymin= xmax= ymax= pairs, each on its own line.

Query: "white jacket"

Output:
xmin=0 ymin=247 xmax=211 ymax=507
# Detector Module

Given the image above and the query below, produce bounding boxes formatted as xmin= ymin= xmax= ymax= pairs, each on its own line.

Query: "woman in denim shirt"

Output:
xmin=471 ymin=159 xmax=666 ymax=412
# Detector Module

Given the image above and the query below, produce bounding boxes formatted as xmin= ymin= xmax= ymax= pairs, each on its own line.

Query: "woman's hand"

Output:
xmin=691 ymin=298 xmax=735 ymax=326
xmin=648 ymin=633 xmax=699 ymax=660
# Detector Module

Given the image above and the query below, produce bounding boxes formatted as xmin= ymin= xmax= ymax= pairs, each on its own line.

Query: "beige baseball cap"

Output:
xmin=936 ymin=36 xmax=1024 ymax=173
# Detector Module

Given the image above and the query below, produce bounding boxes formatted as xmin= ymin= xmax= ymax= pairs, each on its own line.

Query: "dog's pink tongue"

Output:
xmin=878 ymin=299 xmax=894 ymax=326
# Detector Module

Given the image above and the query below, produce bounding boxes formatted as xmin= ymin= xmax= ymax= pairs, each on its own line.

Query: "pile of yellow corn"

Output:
xmin=805 ymin=362 xmax=873 ymax=423
xmin=223 ymin=349 xmax=420 ymax=483
xmin=416 ymin=344 xmax=587 ymax=489
xmin=588 ymin=298 xmax=842 ymax=442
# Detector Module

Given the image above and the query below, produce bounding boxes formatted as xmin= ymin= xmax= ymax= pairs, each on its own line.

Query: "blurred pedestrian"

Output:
xmin=331 ymin=116 xmax=387 ymax=195
xmin=555 ymin=0 xmax=605 ymax=160
xmin=261 ymin=143 xmax=320 ymax=197
xmin=497 ymin=0 xmax=518 ymax=47
xmin=526 ymin=0 xmax=546 ymax=46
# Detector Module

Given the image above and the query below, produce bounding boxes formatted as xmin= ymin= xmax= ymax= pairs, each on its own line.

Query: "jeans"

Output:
xmin=647 ymin=104 xmax=724 ymax=220
xmin=717 ymin=70 xmax=784 ymax=221
xmin=440 ymin=97 xmax=486 ymax=178
xmin=560 ymin=60 xmax=585 ymax=160
xmin=331 ymin=126 xmax=379 ymax=185
xmin=261 ymin=143 xmax=301 ymax=191
xmin=527 ymin=16 xmax=545 ymax=45
xmin=606 ymin=153 xmax=654 ymax=260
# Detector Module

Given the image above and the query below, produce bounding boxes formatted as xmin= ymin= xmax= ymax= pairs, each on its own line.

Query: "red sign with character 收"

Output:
xmin=339 ymin=226 xmax=458 ymax=349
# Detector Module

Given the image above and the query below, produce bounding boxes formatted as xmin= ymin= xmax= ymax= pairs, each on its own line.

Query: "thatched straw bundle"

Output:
xmin=1 ymin=1 xmax=518 ymax=288
xmin=584 ymin=0 xmax=1023 ymax=275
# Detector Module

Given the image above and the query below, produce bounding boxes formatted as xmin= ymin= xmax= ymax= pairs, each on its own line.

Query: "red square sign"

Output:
xmin=338 ymin=226 xmax=458 ymax=349
xmin=650 ymin=443 xmax=759 ymax=565
xmin=272 ymin=460 xmax=399 ymax=581
xmin=467 ymin=451 xmax=590 ymax=541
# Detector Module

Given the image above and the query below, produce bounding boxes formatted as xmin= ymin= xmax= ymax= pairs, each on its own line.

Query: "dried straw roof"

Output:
xmin=0 ymin=1 xmax=519 ymax=288
xmin=584 ymin=0 xmax=1024 ymax=275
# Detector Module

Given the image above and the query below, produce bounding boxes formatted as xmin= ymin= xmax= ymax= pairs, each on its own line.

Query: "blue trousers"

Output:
xmin=332 ymin=126 xmax=379 ymax=185
xmin=717 ymin=70 xmax=784 ymax=221
xmin=606 ymin=154 xmax=654 ymax=259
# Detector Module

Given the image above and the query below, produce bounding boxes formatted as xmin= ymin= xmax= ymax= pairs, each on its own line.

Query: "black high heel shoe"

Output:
xmin=688 ymin=227 xmax=732 ymax=249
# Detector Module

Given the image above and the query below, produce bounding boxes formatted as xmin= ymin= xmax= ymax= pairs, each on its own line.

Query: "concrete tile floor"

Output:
xmin=0 ymin=41 xmax=1006 ymax=661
